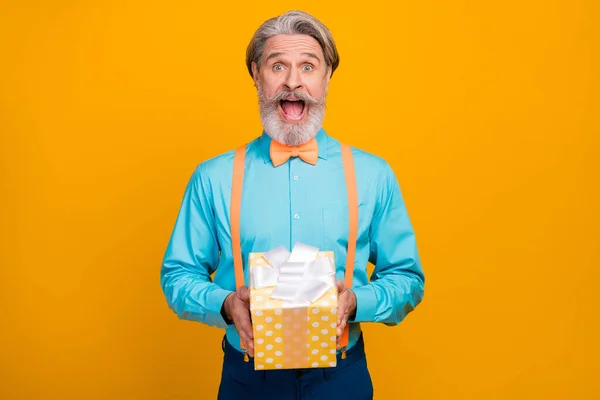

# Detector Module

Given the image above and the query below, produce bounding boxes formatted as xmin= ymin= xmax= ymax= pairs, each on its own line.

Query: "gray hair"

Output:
xmin=246 ymin=10 xmax=340 ymax=79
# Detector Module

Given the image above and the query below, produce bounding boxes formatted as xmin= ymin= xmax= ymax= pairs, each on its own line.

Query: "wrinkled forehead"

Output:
xmin=262 ymin=34 xmax=325 ymax=62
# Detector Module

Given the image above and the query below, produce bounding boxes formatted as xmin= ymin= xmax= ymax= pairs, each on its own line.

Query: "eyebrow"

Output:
xmin=265 ymin=52 xmax=322 ymax=63
xmin=301 ymin=52 xmax=321 ymax=62
xmin=265 ymin=52 xmax=284 ymax=62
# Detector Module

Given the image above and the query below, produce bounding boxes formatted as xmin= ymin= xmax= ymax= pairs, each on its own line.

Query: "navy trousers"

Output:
xmin=217 ymin=334 xmax=374 ymax=400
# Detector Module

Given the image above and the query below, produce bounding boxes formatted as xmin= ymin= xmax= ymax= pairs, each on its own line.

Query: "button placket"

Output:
xmin=292 ymin=165 xmax=300 ymax=221
xmin=289 ymin=163 xmax=298 ymax=249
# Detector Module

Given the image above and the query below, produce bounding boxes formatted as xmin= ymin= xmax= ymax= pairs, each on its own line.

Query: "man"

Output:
xmin=161 ymin=10 xmax=424 ymax=399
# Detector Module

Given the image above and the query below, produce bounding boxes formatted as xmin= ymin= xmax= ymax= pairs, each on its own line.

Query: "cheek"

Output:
xmin=260 ymin=73 xmax=283 ymax=97
xmin=306 ymin=80 xmax=327 ymax=98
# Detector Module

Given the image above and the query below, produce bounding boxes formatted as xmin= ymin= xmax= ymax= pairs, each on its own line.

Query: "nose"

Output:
xmin=284 ymin=68 xmax=303 ymax=91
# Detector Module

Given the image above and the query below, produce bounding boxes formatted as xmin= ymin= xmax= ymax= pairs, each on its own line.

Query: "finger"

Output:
xmin=337 ymin=316 xmax=347 ymax=338
xmin=336 ymin=310 xmax=349 ymax=350
xmin=237 ymin=285 xmax=250 ymax=303
xmin=336 ymin=297 xmax=347 ymax=332
xmin=237 ymin=316 xmax=255 ymax=356
xmin=233 ymin=297 xmax=254 ymax=353
xmin=238 ymin=329 xmax=254 ymax=357
xmin=237 ymin=310 xmax=254 ymax=340
xmin=337 ymin=293 xmax=348 ymax=326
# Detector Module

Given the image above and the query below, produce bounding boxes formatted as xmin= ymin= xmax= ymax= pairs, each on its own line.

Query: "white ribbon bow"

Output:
xmin=252 ymin=242 xmax=336 ymax=305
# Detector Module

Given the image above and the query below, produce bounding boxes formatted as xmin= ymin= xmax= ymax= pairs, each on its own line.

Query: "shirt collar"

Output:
xmin=260 ymin=128 xmax=329 ymax=164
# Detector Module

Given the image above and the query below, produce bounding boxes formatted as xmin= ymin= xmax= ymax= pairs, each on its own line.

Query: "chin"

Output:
xmin=266 ymin=119 xmax=320 ymax=147
xmin=259 ymin=97 xmax=325 ymax=147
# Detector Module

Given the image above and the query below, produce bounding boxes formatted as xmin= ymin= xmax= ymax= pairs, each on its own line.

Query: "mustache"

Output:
xmin=262 ymin=89 xmax=325 ymax=106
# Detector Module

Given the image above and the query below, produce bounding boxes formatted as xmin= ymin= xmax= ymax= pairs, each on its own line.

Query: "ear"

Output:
xmin=251 ymin=61 xmax=260 ymax=87
xmin=325 ymin=66 xmax=332 ymax=85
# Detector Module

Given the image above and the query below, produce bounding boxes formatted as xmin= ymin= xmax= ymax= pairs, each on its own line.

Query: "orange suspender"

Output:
xmin=339 ymin=143 xmax=358 ymax=350
xmin=230 ymin=146 xmax=247 ymax=351
xmin=230 ymin=143 xmax=358 ymax=355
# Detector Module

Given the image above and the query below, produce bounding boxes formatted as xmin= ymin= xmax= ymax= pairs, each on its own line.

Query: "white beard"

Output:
xmin=257 ymin=86 xmax=327 ymax=146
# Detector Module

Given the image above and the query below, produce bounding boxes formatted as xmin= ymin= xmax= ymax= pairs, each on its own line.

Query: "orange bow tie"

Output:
xmin=270 ymin=138 xmax=318 ymax=167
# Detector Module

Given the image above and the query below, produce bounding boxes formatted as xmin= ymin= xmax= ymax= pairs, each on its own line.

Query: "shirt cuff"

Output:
xmin=208 ymin=288 xmax=235 ymax=328
xmin=350 ymin=285 xmax=377 ymax=323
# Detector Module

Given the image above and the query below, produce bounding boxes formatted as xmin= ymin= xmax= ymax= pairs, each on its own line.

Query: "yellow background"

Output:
xmin=1 ymin=1 xmax=598 ymax=399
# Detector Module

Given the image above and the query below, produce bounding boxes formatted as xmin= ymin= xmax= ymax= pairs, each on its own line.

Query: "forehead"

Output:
xmin=262 ymin=34 xmax=324 ymax=60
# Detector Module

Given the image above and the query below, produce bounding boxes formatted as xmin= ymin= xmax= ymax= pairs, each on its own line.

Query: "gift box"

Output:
xmin=249 ymin=242 xmax=338 ymax=370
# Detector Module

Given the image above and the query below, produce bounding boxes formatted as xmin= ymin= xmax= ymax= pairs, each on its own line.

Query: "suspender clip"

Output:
xmin=243 ymin=351 xmax=250 ymax=363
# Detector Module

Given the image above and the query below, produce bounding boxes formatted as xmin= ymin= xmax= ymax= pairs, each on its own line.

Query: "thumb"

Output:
xmin=336 ymin=280 xmax=346 ymax=295
xmin=337 ymin=284 xmax=347 ymax=327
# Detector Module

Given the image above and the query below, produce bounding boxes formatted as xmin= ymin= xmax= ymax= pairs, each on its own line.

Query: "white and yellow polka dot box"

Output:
xmin=249 ymin=242 xmax=338 ymax=370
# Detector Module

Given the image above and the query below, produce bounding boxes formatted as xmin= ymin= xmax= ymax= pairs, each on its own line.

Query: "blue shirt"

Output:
xmin=161 ymin=128 xmax=425 ymax=352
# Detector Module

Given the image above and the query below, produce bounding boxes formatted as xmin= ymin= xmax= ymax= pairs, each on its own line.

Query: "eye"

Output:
xmin=302 ymin=64 xmax=314 ymax=72
xmin=273 ymin=64 xmax=284 ymax=72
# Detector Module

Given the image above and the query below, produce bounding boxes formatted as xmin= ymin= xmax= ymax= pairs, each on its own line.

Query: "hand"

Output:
xmin=222 ymin=286 xmax=254 ymax=357
xmin=336 ymin=280 xmax=357 ymax=349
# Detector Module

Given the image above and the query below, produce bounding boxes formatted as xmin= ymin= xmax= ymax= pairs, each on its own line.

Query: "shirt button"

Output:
xmin=293 ymin=175 xmax=299 ymax=181
xmin=293 ymin=213 xmax=300 ymax=220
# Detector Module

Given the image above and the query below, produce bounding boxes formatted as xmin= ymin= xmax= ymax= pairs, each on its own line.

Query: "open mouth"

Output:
xmin=279 ymin=99 xmax=306 ymax=122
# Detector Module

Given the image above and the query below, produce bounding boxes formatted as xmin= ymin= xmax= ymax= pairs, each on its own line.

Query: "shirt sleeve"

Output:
xmin=351 ymin=161 xmax=425 ymax=326
xmin=160 ymin=164 xmax=233 ymax=328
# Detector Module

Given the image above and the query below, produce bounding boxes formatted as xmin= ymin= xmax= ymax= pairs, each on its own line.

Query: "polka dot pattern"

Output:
xmin=250 ymin=251 xmax=338 ymax=370
xmin=251 ymin=306 xmax=284 ymax=369
xmin=306 ymin=299 xmax=338 ymax=368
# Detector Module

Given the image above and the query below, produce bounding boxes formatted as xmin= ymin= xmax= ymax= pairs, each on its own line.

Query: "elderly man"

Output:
xmin=161 ymin=10 xmax=424 ymax=400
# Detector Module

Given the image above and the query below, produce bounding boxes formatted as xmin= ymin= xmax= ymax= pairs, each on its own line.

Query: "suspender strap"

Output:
xmin=230 ymin=145 xmax=247 ymax=350
xmin=230 ymin=143 xmax=358 ymax=352
xmin=231 ymin=146 xmax=247 ymax=290
xmin=340 ymin=143 xmax=358 ymax=350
